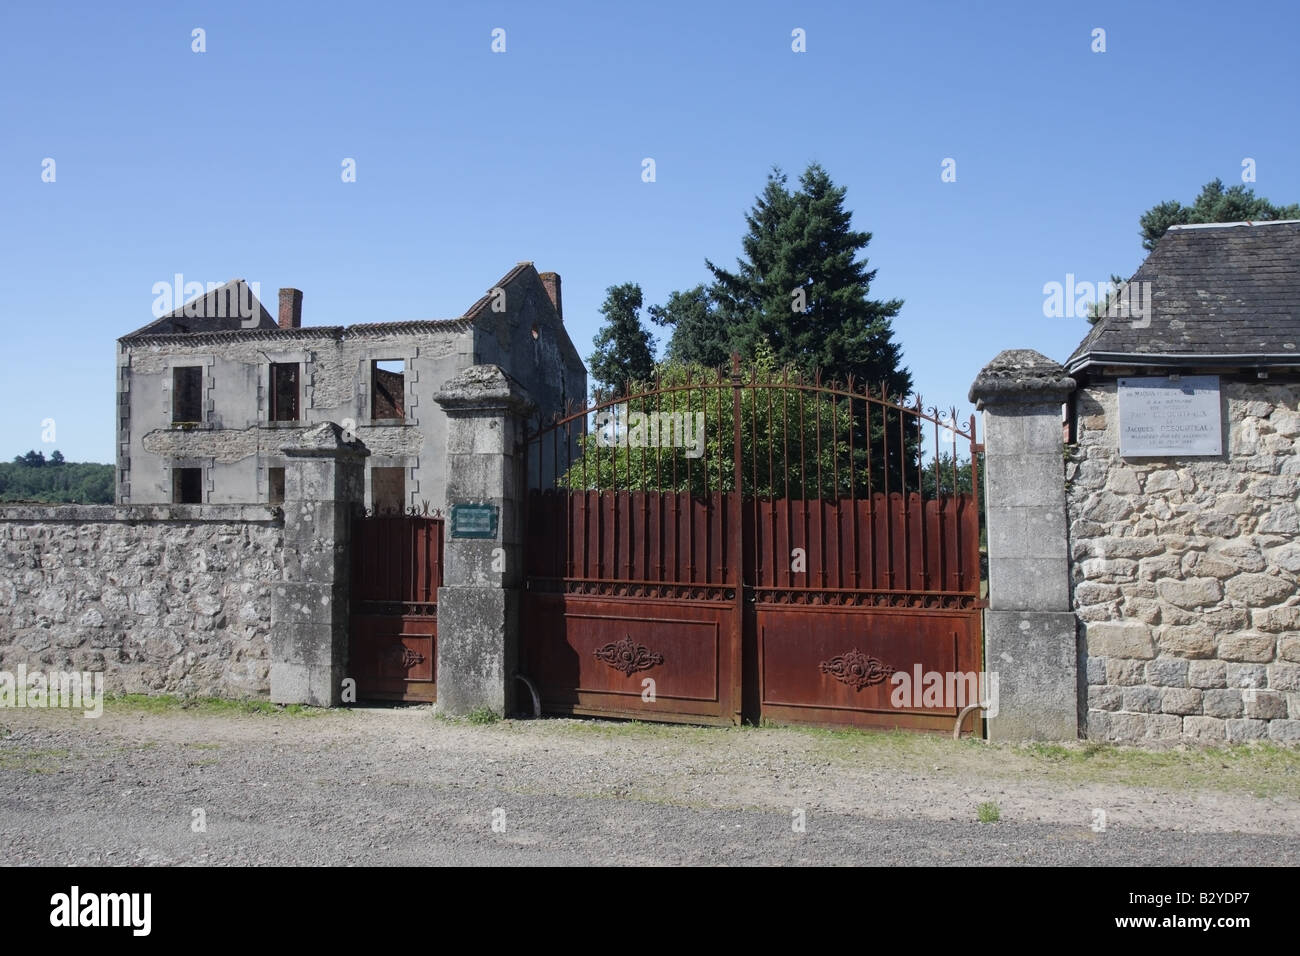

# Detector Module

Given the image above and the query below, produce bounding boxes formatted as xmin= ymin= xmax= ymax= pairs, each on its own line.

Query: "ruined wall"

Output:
xmin=0 ymin=505 xmax=282 ymax=698
xmin=472 ymin=269 xmax=588 ymax=432
xmin=1068 ymin=380 xmax=1300 ymax=744
xmin=118 ymin=327 xmax=469 ymax=510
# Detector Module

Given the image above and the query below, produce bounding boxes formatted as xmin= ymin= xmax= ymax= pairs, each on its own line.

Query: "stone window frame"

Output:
xmin=257 ymin=349 xmax=314 ymax=427
xmin=169 ymin=456 xmax=213 ymax=504
xmin=163 ymin=354 xmax=215 ymax=429
xmin=116 ymin=348 xmax=132 ymax=502
xmin=361 ymin=349 xmax=418 ymax=426
xmin=365 ymin=455 xmax=419 ymax=512
xmin=260 ymin=454 xmax=289 ymax=505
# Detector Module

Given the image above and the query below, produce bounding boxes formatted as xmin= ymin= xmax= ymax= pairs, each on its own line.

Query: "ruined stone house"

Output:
xmin=115 ymin=263 xmax=586 ymax=511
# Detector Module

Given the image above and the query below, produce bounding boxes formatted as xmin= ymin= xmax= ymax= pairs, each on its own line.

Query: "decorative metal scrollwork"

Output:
xmin=819 ymin=649 xmax=894 ymax=690
xmin=359 ymin=501 xmax=445 ymax=519
xmin=593 ymin=635 xmax=664 ymax=676
xmin=392 ymin=646 xmax=425 ymax=669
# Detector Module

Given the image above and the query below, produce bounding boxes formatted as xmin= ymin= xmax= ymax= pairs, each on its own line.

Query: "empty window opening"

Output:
xmin=270 ymin=363 xmax=300 ymax=422
xmin=172 ymin=366 xmax=203 ymax=423
xmin=268 ymin=467 xmax=286 ymax=505
xmin=173 ymin=467 xmax=202 ymax=504
xmin=371 ymin=466 xmax=406 ymax=514
xmin=371 ymin=360 xmax=405 ymax=420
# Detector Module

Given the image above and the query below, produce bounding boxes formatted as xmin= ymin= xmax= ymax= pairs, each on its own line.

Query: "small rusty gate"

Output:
xmin=521 ymin=361 xmax=984 ymax=732
xmin=349 ymin=510 xmax=444 ymax=702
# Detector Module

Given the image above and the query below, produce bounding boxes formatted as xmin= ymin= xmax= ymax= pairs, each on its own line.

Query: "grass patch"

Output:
xmin=510 ymin=717 xmax=1299 ymax=797
xmin=1006 ymin=739 xmax=1300 ymax=797
xmin=976 ymin=801 xmax=1001 ymax=823
xmin=105 ymin=693 xmax=330 ymax=718
xmin=0 ymin=746 xmax=72 ymax=773
xmin=466 ymin=707 xmax=501 ymax=725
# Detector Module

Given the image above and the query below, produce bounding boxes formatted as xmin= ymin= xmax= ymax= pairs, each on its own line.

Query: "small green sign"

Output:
xmin=450 ymin=503 xmax=499 ymax=539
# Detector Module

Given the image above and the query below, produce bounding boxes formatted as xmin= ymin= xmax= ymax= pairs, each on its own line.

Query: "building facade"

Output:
xmin=115 ymin=263 xmax=585 ymax=512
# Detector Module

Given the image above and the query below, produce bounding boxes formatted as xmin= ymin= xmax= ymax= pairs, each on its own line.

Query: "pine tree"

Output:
xmin=647 ymin=285 xmax=730 ymax=369
xmin=704 ymin=163 xmax=911 ymax=396
xmin=588 ymin=282 xmax=655 ymax=398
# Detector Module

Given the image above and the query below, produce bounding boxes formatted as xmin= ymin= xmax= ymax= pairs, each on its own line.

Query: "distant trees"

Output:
xmin=1 ymin=453 xmax=113 ymax=503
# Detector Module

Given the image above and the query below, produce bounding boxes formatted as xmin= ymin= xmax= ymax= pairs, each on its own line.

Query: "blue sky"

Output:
xmin=2 ymin=0 xmax=1297 ymax=462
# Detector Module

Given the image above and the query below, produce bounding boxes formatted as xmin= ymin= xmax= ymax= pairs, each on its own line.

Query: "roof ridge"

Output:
xmin=1167 ymin=219 xmax=1300 ymax=231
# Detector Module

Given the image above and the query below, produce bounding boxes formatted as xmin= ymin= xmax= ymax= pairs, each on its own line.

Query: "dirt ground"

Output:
xmin=2 ymin=701 xmax=1298 ymax=865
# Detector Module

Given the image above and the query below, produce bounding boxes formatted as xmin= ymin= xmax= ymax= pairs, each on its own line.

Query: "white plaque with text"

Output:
xmin=1118 ymin=375 xmax=1222 ymax=457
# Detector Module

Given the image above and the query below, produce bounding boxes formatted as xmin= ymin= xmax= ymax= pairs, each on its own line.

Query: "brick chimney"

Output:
xmin=538 ymin=272 xmax=562 ymax=322
xmin=278 ymin=288 xmax=303 ymax=329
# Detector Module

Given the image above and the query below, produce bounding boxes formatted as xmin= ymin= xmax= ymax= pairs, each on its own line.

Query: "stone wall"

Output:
xmin=1068 ymin=380 xmax=1300 ymax=744
xmin=0 ymin=504 xmax=283 ymax=698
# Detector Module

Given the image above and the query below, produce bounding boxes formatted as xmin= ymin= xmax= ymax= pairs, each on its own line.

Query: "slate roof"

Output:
xmin=1066 ymin=220 xmax=1300 ymax=373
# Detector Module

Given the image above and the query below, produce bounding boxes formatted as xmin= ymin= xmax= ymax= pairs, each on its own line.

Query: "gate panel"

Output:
xmin=523 ymin=486 xmax=741 ymax=724
xmin=349 ymin=512 xmax=443 ymax=702
xmin=520 ymin=593 xmax=737 ymax=723
xmin=522 ymin=359 xmax=984 ymax=733
xmin=756 ymin=606 xmax=981 ymax=731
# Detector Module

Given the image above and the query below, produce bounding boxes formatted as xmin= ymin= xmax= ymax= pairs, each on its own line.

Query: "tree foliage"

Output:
xmin=647 ymin=285 xmax=730 ymax=369
xmin=0 ymin=454 xmax=114 ymax=503
xmin=556 ymin=355 xmax=944 ymax=499
xmin=588 ymin=282 xmax=656 ymax=397
xmin=1139 ymin=178 xmax=1300 ymax=251
xmin=1090 ymin=179 xmax=1300 ymax=325
xmin=653 ymin=163 xmax=911 ymax=398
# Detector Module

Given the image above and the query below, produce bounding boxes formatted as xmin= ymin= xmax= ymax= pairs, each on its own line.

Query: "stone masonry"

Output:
xmin=0 ymin=504 xmax=283 ymax=697
xmin=1069 ymin=380 xmax=1300 ymax=744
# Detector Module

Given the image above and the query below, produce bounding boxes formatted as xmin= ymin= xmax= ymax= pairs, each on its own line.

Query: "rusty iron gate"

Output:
xmin=521 ymin=360 xmax=985 ymax=732
xmin=349 ymin=510 xmax=444 ymax=702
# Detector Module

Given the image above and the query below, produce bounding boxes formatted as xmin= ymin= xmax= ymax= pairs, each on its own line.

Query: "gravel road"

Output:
xmin=2 ymin=704 xmax=1298 ymax=866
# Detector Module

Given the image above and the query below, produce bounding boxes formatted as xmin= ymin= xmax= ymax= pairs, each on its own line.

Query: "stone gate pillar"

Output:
xmin=969 ymin=350 xmax=1078 ymax=740
xmin=433 ymin=366 xmax=535 ymax=717
xmin=270 ymin=422 xmax=368 ymax=706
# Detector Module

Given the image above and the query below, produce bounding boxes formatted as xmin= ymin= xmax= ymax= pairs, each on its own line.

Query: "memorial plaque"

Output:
xmin=1118 ymin=375 xmax=1222 ymax=457
xmin=450 ymin=502 xmax=499 ymax=539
